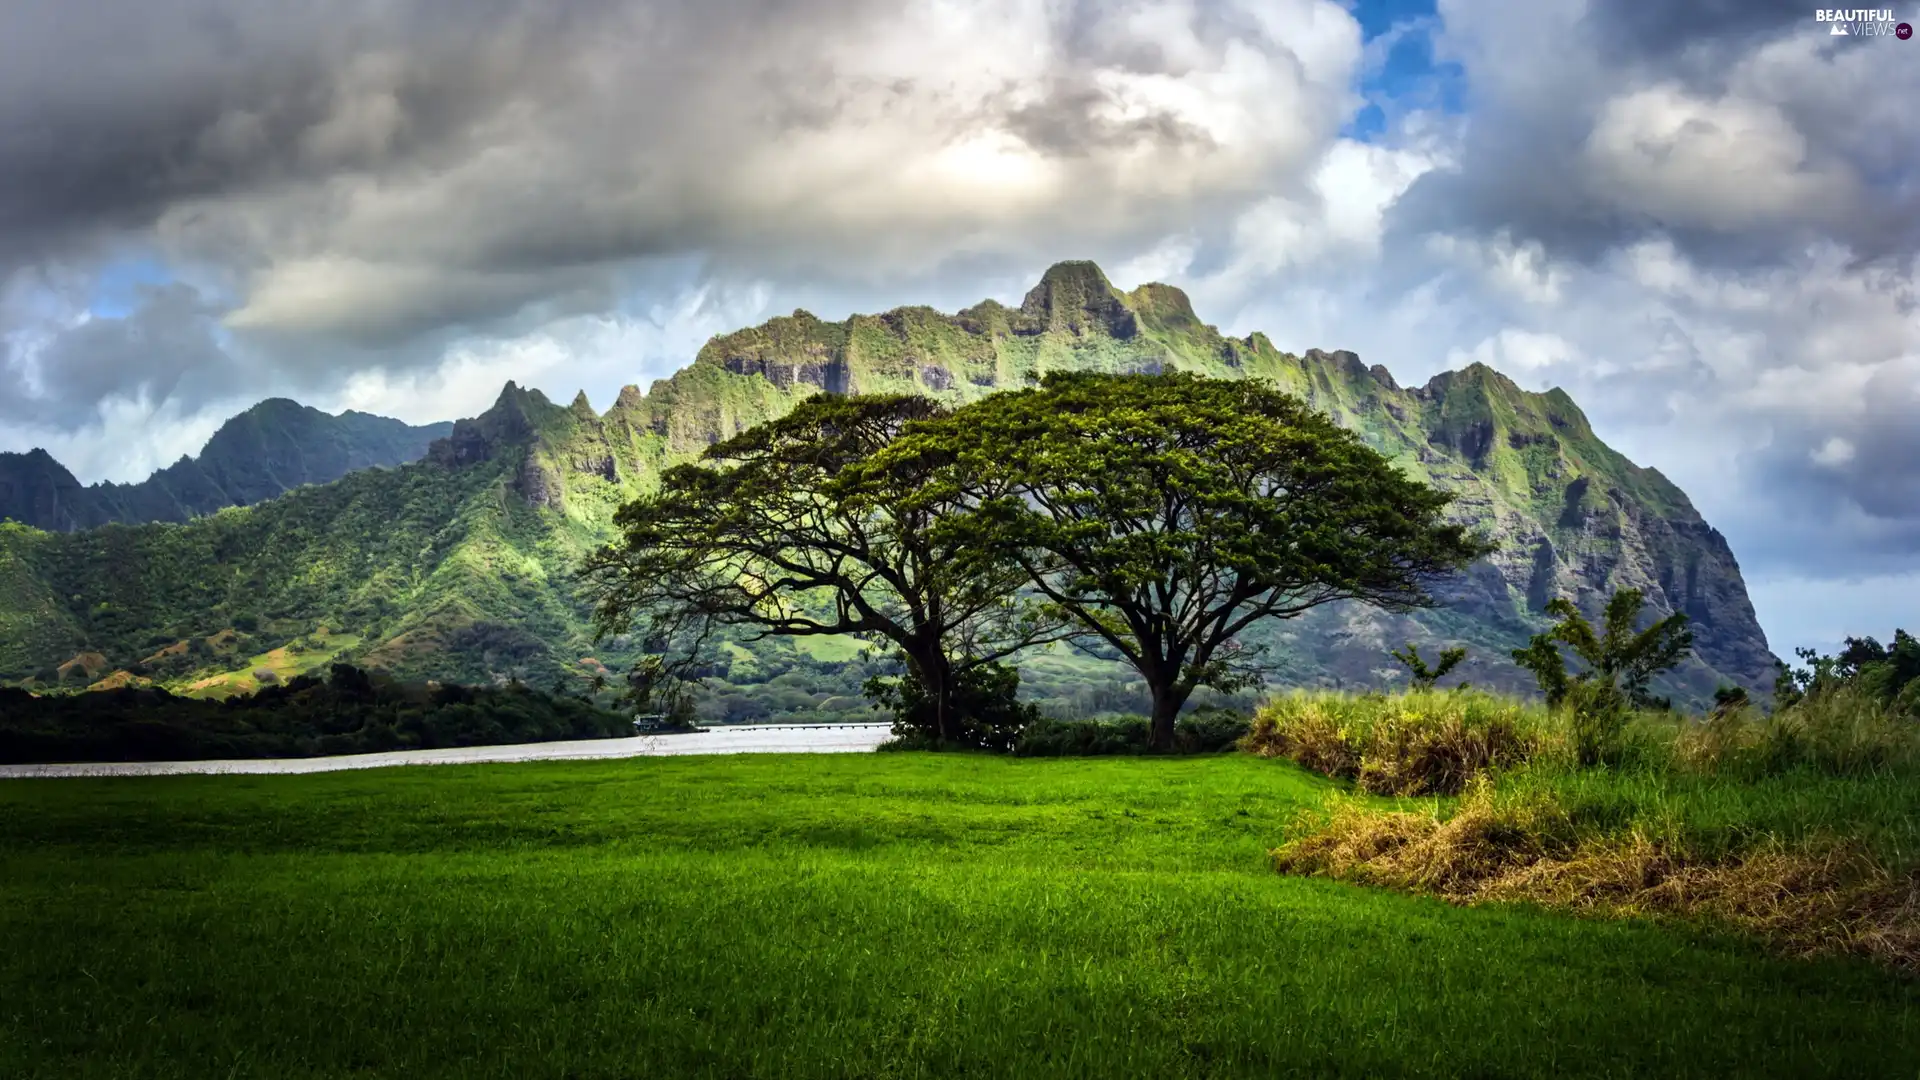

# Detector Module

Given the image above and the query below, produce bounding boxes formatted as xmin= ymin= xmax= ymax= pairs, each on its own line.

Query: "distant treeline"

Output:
xmin=0 ymin=664 xmax=630 ymax=765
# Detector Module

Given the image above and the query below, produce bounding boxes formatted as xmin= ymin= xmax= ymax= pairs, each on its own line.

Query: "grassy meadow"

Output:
xmin=4 ymin=752 xmax=1919 ymax=1078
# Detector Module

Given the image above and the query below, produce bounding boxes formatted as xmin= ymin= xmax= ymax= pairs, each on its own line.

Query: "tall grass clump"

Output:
xmin=1676 ymin=684 xmax=1920 ymax=781
xmin=1272 ymin=778 xmax=1920 ymax=972
xmin=1260 ymin=614 xmax=1920 ymax=973
xmin=1242 ymin=689 xmax=1545 ymax=796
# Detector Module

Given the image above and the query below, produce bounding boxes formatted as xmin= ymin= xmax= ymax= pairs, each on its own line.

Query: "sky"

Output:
xmin=0 ymin=0 xmax=1914 ymax=660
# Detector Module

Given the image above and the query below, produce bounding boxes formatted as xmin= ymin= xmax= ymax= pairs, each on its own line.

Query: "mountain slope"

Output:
xmin=0 ymin=262 xmax=1778 ymax=708
xmin=0 ymin=401 xmax=453 ymax=531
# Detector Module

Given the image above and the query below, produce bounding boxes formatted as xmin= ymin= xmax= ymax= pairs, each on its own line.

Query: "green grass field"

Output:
xmin=4 ymin=754 xmax=1918 ymax=1079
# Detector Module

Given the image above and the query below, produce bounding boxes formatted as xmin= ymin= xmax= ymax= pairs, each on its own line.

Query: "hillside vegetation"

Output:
xmin=0 ymin=262 xmax=1777 ymax=716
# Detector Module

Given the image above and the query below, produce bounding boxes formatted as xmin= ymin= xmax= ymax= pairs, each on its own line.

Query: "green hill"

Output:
xmin=0 ymin=262 xmax=1778 ymax=711
xmin=0 ymin=399 xmax=452 ymax=531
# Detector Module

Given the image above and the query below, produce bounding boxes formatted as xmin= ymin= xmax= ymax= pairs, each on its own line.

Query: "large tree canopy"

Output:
xmin=580 ymin=393 xmax=1063 ymax=742
xmin=864 ymin=371 xmax=1497 ymax=749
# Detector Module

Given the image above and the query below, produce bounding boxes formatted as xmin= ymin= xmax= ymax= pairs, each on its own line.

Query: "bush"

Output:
xmin=864 ymin=659 xmax=1039 ymax=752
xmin=1013 ymin=715 xmax=1152 ymax=757
xmin=1561 ymin=679 xmax=1631 ymax=767
xmin=1243 ymin=690 xmax=1542 ymax=796
xmin=1007 ymin=707 xmax=1251 ymax=757
xmin=0 ymin=665 xmax=632 ymax=764
xmin=1173 ymin=707 xmax=1253 ymax=753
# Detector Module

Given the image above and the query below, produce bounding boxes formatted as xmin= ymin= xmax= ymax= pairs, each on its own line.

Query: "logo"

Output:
xmin=1899 ymin=21 xmax=1914 ymax=36
xmin=1814 ymin=7 xmax=1904 ymax=35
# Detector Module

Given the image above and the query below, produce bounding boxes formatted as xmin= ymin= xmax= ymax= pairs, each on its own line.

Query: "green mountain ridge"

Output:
xmin=0 ymin=400 xmax=453 ymax=532
xmin=0 ymin=261 xmax=1778 ymax=710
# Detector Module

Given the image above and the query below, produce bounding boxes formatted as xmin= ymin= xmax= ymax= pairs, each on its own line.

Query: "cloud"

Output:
xmin=1 ymin=281 xmax=239 ymax=428
xmin=1393 ymin=0 xmax=1916 ymax=267
xmin=2 ymin=0 xmax=1367 ymax=354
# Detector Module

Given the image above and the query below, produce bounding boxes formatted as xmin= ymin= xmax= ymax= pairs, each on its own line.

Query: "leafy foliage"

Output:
xmin=583 ymin=394 xmax=1067 ymax=743
xmin=1511 ymin=589 xmax=1694 ymax=763
xmin=1391 ymin=643 xmax=1469 ymax=689
xmin=875 ymin=371 xmax=1496 ymax=748
xmin=1775 ymin=629 xmax=1920 ymax=715
xmin=1006 ymin=707 xmax=1253 ymax=757
xmin=862 ymin=654 xmax=1039 ymax=752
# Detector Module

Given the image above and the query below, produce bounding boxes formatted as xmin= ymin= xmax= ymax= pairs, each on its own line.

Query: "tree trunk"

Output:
xmin=905 ymin=645 xmax=957 ymax=743
xmin=1147 ymin=681 xmax=1189 ymax=752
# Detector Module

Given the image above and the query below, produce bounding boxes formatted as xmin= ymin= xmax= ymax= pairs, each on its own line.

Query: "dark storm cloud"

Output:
xmin=1 ymin=0 xmax=1357 ymax=437
xmin=1579 ymin=0 xmax=1816 ymax=65
xmin=0 ymin=0 xmax=900 ymax=313
xmin=0 ymin=0 xmax=561 ymax=255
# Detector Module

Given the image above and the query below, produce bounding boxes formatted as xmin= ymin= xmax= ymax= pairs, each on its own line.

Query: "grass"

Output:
xmin=3 ymin=754 xmax=1919 ymax=1078
xmin=1255 ymin=688 xmax=1920 ymax=973
xmin=179 ymin=629 xmax=363 ymax=699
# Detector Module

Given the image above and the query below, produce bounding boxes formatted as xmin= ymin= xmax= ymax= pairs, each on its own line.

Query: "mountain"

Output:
xmin=0 ymin=262 xmax=1779 ymax=711
xmin=0 ymin=400 xmax=453 ymax=531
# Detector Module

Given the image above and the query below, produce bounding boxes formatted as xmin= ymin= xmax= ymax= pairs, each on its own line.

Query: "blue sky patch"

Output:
xmin=88 ymin=256 xmax=173 ymax=319
xmin=1343 ymin=0 xmax=1468 ymax=141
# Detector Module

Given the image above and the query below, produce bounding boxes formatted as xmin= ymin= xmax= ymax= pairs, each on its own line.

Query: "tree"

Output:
xmin=580 ymin=394 xmax=1067 ymax=746
xmin=1511 ymin=589 xmax=1693 ymax=764
xmin=1775 ymin=628 xmax=1920 ymax=714
xmin=867 ymin=371 xmax=1497 ymax=751
xmin=1391 ymin=643 xmax=1468 ymax=690
xmin=1512 ymin=590 xmax=1693 ymax=709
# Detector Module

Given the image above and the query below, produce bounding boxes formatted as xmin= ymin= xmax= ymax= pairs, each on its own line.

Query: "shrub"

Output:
xmin=1013 ymin=715 xmax=1151 ymax=757
xmin=1513 ymin=589 xmax=1692 ymax=712
xmin=1243 ymin=690 xmax=1542 ymax=796
xmin=865 ymin=660 xmax=1039 ymax=753
xmin=1559 ymin=680 xmax=1631 ymax=767
xmin=1389 ymin=643 xmax=1467 ymax=690
xmin=1173 ymin=707 xmax=1252 ymax=753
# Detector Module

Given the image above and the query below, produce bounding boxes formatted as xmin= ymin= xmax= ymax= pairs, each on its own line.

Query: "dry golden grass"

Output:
xmin=1272 ymin=781 xmax=1920 ymax=973
xmin=1241 ymin=690 xmax=1541 ymax=796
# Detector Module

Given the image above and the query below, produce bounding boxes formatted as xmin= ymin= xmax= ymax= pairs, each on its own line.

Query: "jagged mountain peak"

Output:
xmin=1018 ymin=260 xmax=1137 ymax=338
xmin=1126 ymin=281 xmax=1200 ymax=329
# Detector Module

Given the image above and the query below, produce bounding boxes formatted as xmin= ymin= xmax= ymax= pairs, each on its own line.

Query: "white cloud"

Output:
xmin=1582 ymin=84 xmax=1844 ymax=232
xmin=1426 ymin=231 xmax=1568 ymax=305
xmin=1446 ymin=327 xmax=1579 ymax=372
xmin=1810 ymin=436 xmax=1856 ymax=467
